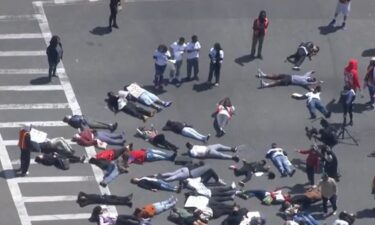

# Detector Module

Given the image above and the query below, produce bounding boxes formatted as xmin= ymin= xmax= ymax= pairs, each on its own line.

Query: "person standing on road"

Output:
xmin=316 ymin=173 xmax=338 ymax=216
xmin=169 ymin=37 xmax=186 ymax=84
xmin=364 ymin=57 xmax=375 ymax=109
xmin=186 ymin=35 xmax=201 ymax=81
xmin=109 ymin=0 xmax=120 ymax=30
xmin=329 ymin=0 xmax=351 ymax=29
xmin=343 ymin=59 xmax=361 ymax=93
xmin=207 ymin=43 xmax=224 ymax=87
xmin=46 ymin=35 xmax=63 ymax=81
xmin=153 ymin=44 xmax=171 ymax=89
xmin=250 ymin=10 xmax=269 ymax=59
xmin=296 ymin=144 xmax=322 ymax=186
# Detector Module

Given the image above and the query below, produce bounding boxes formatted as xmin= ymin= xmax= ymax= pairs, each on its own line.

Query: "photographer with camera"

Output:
xmin=305 ymin=119 xmax=338 ymax=148
xmin=340 ymin=85 xmax=356 ymax=126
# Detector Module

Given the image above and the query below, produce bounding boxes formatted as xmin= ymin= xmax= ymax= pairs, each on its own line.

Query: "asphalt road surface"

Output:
xmin=0 ymin=0 xmax=375 ymax=225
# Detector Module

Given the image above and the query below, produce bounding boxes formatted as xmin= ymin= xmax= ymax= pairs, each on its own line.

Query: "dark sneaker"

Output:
xmin=289 ymin=169 xmax=296 ymax=177
xmin=325 ymin=111 xmax=331 ymax=118
xmin=236 ymin=191 xmax=249 ymax=200
xmin=232 ymin=155 xmax=240 ymax=163
xmin=329 ymin=19 xmax=336 ymax=26
xmin=113 ymin=24 xmax=119 ymax=29
xmin=110 ymin=122 xmax=118 ymax=132
xmin=164 ymin=101 xmax=173 ymax=107
xmin=99 ymin=182 xmax=107 ymax=188
xmin=80 ymin=155 xmax=86 ymax=163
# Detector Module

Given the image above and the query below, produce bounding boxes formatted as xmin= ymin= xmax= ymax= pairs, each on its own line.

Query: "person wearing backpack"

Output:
xmin=17 ymin=127 xmax=31 ymax=176
xmin=46 ymin=35 xmax=63 ymax=81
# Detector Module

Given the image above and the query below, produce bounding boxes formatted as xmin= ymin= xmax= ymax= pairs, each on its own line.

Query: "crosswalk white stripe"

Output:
xmin=22 ymin=195 xmax=77 ymax=203
xmin=0 ymin=85 xmax=63 ymax=91
xmin=14 ymin=176 xmax=94 ymax=183
xmin=4 ymin=139 xmax=75 ymax=146
xmin=0 ymin=135 xmax=31 ymax=225
xmin=11 ymin=159 xmax=36 ymax=165
xmin=0 ymin=121 xmax=67 ymax=128
xmin=0 ymin=68 xmax=63 ymax=74
xmin=0 ymin=103 xmax=70 ymax=110
xmin=29 ymin=213 xmax=91 ymax=221
xmin=0 ymin=14 xmax=41 ymax=22
xmin=0 ymin=51 xmax=45 ymax=56
xmin=0 ymin=33 xmax=47 ymax=39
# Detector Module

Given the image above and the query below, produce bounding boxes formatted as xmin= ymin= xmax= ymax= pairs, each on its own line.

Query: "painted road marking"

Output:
xmin=0 ymin=121 xmax=67 ymax=128
xmin=0 ymin=103 xmax=70 ymax=110
xmin=0 ymin=135 xmax=31 ymax=225
xmin=0 ymin=14 xmax=41 ymax=22
xmin=22 ymin=195 xmax=77 ymax=203
xmin=14 ymin=176 xmax=94 ymax=183
xmin=29 ymin=213 xmax=91 ymax=221
xmin=0 ymin=33 xmax=47 ymax=39
xmin=0 ymin=68 xmax=63 ymax=75
xmin=0 ymin=85 xmax=63 ymax=91
xmin=0 ymin=51 xmax=45 ymax=56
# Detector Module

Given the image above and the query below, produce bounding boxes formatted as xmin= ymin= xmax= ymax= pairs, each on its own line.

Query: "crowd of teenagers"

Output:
xmin=15 ymin=0 xmax=375 ymax=225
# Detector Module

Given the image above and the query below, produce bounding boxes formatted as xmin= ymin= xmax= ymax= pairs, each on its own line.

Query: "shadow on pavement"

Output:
xmin=362 ymin=49 xmax=375 ymax=57
xmin=30 ymin=76 xmax=50 ymax=85
xmin=192 ymin=82 xmax=212 ymax=92
xmin=90 ymin=26 xmax=111 ymax=36
xmin=291 ymin=158 xmax=306 ymax=172
xmin=356 ymin=208 xmax=375 ymax=219
xmin=234 ymin=54 xmax=256 ymax=66
xmin=318 ymin=25 xmax=342 ymax=35
xmin=326 ymin=98 xmax=369 ymax=114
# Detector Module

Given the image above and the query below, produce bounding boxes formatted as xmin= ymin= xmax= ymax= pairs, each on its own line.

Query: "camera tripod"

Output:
xmin=336 ymin=123 xmax=359 ymax=146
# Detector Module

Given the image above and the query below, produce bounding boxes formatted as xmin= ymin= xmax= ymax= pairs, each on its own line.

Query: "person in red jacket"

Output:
xmin=250 ymin=10 xmax=269 ymax=59
xmin=296 ymin=144 xmax=323 ymax=186
xmin=344 ymin=59 xmax=361 ymax=92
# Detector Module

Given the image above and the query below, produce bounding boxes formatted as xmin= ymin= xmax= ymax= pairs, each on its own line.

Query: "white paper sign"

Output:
xmin=29 ymin=128 xmax=47 ymax=143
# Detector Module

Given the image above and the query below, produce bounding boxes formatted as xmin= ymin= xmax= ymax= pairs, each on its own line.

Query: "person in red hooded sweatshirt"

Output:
xmin=250 ymin=10 xmax=269 ymax=59
xmin=344 ymin=59 xmax=361 ymax=93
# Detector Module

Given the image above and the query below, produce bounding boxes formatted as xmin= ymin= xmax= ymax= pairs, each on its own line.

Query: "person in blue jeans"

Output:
xmin=131 ymin=176 xmax=181 ymax=192
xmin=293 ymin=212 xmax=320 ymax=225
xmin=89 ymin=156 xmax=129 ymax=187
xmin=265 ymin=143 xmax=295 ymax=177
xmin=296 ymin=85 xmax=331 ymax=119
xmin=162 ymin=120 xmax=210 ymax=143
xmin=94 ymin=130 xmax=126 ymax=146
xmin=145 ymin=149 xmax=176 ymax=162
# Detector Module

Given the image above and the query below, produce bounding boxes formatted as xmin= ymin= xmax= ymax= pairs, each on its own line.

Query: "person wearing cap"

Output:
xmin=364 ymin=57 xmax=375 ymax=109
xmin=107 ymin=90 xmax=156 ymax=122
xmin=250 ymin=10 xmax=269 ymax=59
xmin=63 ymin=114 xmax=117 ymax=132
xmin=316 ymin=173 xmax=338 ymax=216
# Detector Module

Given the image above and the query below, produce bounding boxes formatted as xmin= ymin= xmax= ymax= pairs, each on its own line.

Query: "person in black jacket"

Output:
xmin=229 ymin=159 xmax=273 ymax=186
xmin=285 ymin=42 xmax=319 ymax=70
xmin=46 ymin=35 xmax=63 ymax=81
xmin=109 ymin=0 xmax=120 ymax=30
xmin=162 ymin=120 xmax=210 ymax=143
xmin=130 ymin=176 xmax=181 ymax=193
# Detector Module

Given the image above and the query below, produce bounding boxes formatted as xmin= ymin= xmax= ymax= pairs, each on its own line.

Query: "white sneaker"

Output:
xmin=293 ymin=66 xmax=300 ymax=71
xmin=333 ymin=211 xmax=337 ymax=215
xmin=218 ymin=178 xmax=227 ymax=186
xmin=231 ymin=182 xmax=236 ymax=189
xmin=257 ymin=68 xmax=266 ymax=77
xmin=260 ymin=80 xmax=267 ymax=88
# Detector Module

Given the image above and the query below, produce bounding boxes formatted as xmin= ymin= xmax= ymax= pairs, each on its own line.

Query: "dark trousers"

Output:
xmin=152 ymin=134 xmax=178 ymax=151
xmin=48 ymin=61 xmax=58 ymax=79
xmin=201 ymin=169 xmax=219 ymax=184
xmin=343 ymin=100 xmax=354 ymax=124
xmin=109 ymin=7 xmax=118 ymax=26
xmin=186 ymin=58 xmax=199 ymax=79
xmin=234 ymin=166 xmax=253 ymax=183
xmin=209 ymin=200 xmax=234 ymax=219
xmin=123 ymin=102 xmax=152 ymax=119
xmin=154 ymin=64 xmax=167 ymax=87
xmin=286 ymin=48 xmax=307 ymax=67
xmin=322 ymin=195 xmax=337 ymax=213
xmin=77 ymin=192 xmax=132 ymax=207
xmin=251 ymin=34 xmax=264 ymax=56
xmin=306 ymin=164 xmax=315 ymax=185
xmin=175 ymin=60 xmax=183 ymax=77
xmin=20 ymin=149 xmax=31 ymax=174
xmin=208 ymin=62 xmax=221 ymax=84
